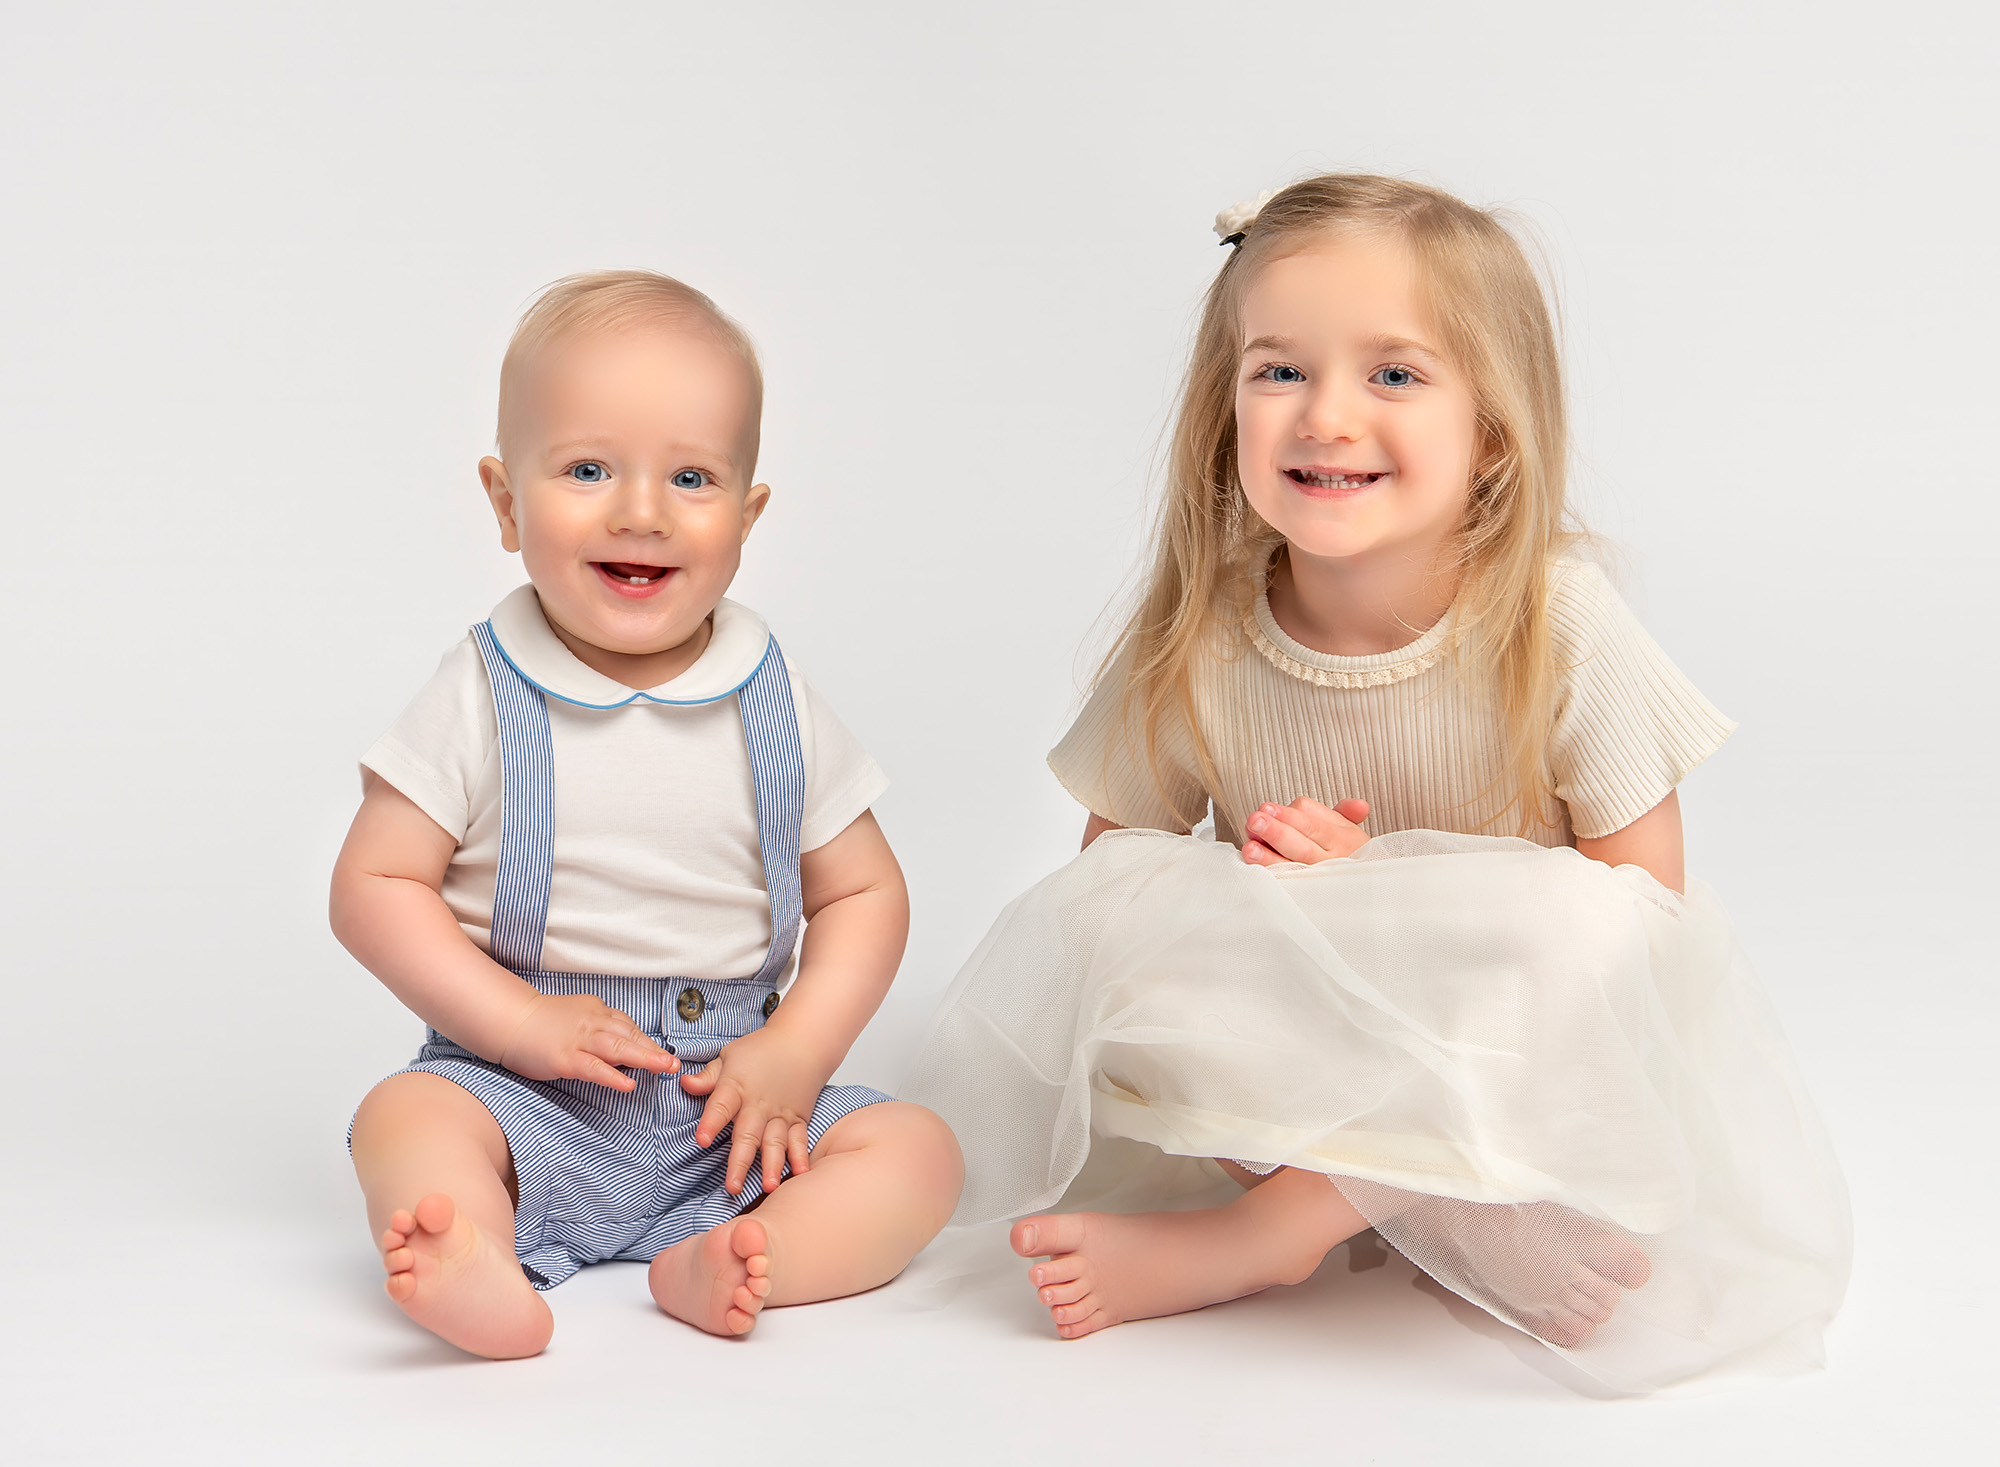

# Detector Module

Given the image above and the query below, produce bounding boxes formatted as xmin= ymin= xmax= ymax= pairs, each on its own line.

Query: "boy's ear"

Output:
xmin=740 ymin=481 xmax=772 ymax=543
xmin=479 ymin=456 xmax=522 ymax=554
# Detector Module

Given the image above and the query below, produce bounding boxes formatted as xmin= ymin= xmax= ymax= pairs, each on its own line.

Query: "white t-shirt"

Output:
xmin=361 ymin=586 xmax=888 ymax=981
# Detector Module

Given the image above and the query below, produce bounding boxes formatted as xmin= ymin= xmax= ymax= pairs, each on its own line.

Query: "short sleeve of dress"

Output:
xmin=791 ymin=669 xmax=890 ymax=853
xmin=1547 ymin=562 xmax=1738 ymax=839
xmin=359 ymin=636 xmax=495 ymax=843
xmin=1047 ymin=639 xmax=1208 ymax=833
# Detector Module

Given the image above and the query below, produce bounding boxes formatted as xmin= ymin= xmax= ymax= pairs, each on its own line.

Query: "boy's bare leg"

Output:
xmin=350 ymin=1071 xmax=553 ymax=1360
xmin=648 ymin=1100 xmax=962 ymax=1336
xmin=1011 ymin=1165 xmax=1369 ymax=1339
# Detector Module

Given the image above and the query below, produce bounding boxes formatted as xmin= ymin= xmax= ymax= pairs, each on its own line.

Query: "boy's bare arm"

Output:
xmin=681 ymin=809 xmax=910 ymax=1193
xmin=330 ymin=774 xmax=677 ymax=1088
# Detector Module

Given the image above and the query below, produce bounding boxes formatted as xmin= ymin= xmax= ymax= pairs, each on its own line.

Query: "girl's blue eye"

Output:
xmin=1264 ymin=364 xmax=1306 ymax=385
xmin=569 ymin=462 xmax=608 ymax=483
xmin=1374 ymin=365 xmax=1419 ymax=389
xmin=671 ymin=469 xmax=708 ymax=490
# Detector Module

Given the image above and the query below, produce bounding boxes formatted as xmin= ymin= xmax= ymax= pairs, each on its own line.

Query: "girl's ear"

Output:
xmin=479 ymin=456 xmax=522 ymax=554
xmin=740 ymin=481 xmax=772 ymax=543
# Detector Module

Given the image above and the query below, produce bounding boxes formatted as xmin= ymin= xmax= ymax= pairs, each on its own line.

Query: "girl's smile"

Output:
xmin=1234 ymin=236 xmax=1478 ymax=572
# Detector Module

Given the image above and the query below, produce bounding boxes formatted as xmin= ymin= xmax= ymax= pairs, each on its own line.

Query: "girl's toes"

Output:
xmin=1039 ymin=1280 xmax=1089 ymax=1307
xmin=1030 ymin=1255 xmax=1086 ymax=1288
xmin=1050 ymin=1299 xmax=1094 ymax=1325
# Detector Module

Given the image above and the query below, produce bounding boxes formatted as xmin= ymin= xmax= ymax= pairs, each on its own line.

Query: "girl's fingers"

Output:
xmin=1333 ymin=797 xmax=1370 ymax=826
xmin=1241 ymin=839 xmax=1278 ymax=865
xmin=1247 ymin=805 xmax=1326 ymax=864
xmin=787 ymin=1120 xmax=811 ymax=1177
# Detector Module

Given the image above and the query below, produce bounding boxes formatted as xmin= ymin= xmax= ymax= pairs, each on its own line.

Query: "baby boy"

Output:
xmin=332 ymin=271 xmax=962 ymax=1358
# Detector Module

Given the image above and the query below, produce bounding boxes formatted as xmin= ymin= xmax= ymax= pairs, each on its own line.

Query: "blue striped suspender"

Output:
xmin=469 ymin=621 xmax=807 ymax=982
xmin=472 ymin=622 xmax=555 ymax=972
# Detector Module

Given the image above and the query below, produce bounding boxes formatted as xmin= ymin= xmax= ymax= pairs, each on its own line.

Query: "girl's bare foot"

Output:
xmin=648 ymin=1215 xmax=775 ymax=1336
xmin=1011 ymin=1205 xmax=1330 ymax=1340
xmin=380 ymin=1193 xmax=553 ymax=1360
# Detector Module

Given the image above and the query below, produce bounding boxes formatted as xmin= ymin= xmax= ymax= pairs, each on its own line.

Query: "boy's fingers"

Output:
xmin=787 ymin=1121 xmax=811 ymax=1177
xmin=678 ymin=1064 xmax=719 ymax=1095
xmin=697 ymin=1084 xmax=743 ymax=1147
xmin=725 ymin=1107 xmax=768 ymax=1193
xmin=578 ymin=1055 xmax=638 ymax=1091
xmin=761 ymin=1118 xmax=790 ymax=1193
xmin=603 ymin=1030 xmax=678 ymax=1073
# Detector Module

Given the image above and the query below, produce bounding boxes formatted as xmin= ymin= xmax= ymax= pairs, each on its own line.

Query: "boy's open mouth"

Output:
xmin=1286 ymin=469 xmax=1386 ymax=490
xmin=595 ymin=561 xmax=673 ymax=587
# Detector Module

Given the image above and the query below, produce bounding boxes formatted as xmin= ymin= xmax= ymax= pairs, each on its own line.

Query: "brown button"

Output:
xmin=675 ymin=987 xmax=705 ymax=1023
xmin=762 ymin=992 xmax=780 ymax=1019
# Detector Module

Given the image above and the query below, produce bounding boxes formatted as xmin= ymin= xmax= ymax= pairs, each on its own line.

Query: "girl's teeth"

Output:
xmin=630 ymin=575 xmax=646 ymax=585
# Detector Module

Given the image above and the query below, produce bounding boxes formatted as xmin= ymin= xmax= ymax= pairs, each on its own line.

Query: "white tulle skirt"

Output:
xmin=902 ymin=829 xmax=1850 ymax=1393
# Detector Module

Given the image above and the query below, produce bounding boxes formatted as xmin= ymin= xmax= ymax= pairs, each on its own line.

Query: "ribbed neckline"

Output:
xmin=1247 ymin=590 xmax=1456 ymax=690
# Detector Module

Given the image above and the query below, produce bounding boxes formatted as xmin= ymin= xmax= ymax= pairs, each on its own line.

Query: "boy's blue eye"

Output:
xmin=1374 ymin=365 xmax=1419 ymax=388
xmin=569 ymin=462 xmax=608 ymax=483
xmin=671 ymin=469 xmax=708 ymax=489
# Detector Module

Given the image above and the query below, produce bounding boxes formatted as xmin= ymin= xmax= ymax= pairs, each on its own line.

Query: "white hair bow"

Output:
xmin=1214 ymin=189 xmax=1277 ymax=244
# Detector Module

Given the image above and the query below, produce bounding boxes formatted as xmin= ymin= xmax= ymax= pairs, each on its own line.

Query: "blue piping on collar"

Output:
xmin=483 ymin=620 xmax=775 ymax=710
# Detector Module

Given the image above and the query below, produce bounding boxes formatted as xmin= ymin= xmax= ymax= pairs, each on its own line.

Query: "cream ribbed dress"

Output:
xmin=1049 ymin=559 xmax=1735 ymax=846
xmin=903 ymin=558 xmax=1849 ymax=1392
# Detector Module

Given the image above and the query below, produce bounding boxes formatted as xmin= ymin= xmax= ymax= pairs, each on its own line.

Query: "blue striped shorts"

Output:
xmin=375 ymin=971 xmax=890 ymax=1289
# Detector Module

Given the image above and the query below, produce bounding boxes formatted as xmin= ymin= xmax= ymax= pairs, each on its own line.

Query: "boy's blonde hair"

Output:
xmin=1121 ymin=173 xmax=1579 ymax=836
xmin=498 ymin=270 xmax=765 ymax=470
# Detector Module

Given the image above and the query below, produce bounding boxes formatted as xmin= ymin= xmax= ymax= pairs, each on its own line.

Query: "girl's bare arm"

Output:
xmin=1574 ymin=789 xmax=1685 ymax=894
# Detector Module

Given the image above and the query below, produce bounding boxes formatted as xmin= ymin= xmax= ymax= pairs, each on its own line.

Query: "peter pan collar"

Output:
xmin=485 ymin=584 xmax=774 ymax=709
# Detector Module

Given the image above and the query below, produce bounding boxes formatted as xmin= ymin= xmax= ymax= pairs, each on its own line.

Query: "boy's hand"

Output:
xmin=679 ymin=1026 xmax=826 ymax=1196
xmin=499 ymin=993 xmax=681 ymax=1090
xmin=1242 ymin=797 xmax=1371 ymax=866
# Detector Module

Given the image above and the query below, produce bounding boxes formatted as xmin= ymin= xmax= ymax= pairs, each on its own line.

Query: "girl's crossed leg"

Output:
xmin=1013 ymin=1163 xmax=1651 ymax=1345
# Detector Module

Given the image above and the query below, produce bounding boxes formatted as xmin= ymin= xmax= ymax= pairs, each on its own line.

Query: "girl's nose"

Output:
xmin=1298 ymin=378 xmax=1364 ymax=444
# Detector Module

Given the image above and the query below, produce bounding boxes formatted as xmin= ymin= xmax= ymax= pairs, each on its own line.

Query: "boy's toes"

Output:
xmin=385 ymin=1270 xmax=418 ymax=1303
xmin=413 ymin=1193 xmax=458 ymax=1235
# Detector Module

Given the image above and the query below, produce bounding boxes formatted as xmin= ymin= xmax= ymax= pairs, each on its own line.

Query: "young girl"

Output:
xmin=903 ymin=175 xmax=1849 ymax=1393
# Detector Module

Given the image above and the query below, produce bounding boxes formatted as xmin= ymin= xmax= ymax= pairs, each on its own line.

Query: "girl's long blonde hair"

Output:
xmin=1121 ymin=173 xmax=1577 ymax=836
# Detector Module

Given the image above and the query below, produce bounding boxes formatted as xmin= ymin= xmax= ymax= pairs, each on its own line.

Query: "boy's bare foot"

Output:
xmin=380 ymin=1193 xmax=552 ymax=1360
xmin=648 ymin=1215 xmax=774 ymax=1337
xmin=1011 ymin=1210 xmax=1303 ymax=1340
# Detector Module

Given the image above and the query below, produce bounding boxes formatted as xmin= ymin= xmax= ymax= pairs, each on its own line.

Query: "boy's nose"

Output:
xmin=608 ymin=476 xmax=675 ymax=534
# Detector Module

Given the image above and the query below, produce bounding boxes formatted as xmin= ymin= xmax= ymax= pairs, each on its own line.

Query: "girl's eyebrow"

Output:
xmin=1363 ymin=333 xmax=1445 ymax=363
xmin=1239 ymin=331 xmax=1446 ymax=362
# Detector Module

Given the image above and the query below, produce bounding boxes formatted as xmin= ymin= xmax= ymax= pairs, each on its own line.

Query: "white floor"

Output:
xmin=9 ymin=928 xmax=1987 ymax=1466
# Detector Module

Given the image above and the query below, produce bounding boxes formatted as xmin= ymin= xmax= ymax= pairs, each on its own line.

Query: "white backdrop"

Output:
xmin=3 ymin=3 xmax=1992 ymax=1462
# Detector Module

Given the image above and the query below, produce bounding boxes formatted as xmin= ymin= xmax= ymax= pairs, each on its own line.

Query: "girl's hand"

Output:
xmin=1242 ymin=797 xmax=1371 ymax=866
xmin=679 ymin=1027 xmax=827 ymax=1196
xmin=498 ymin=993 xmax=681 ymax=1090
